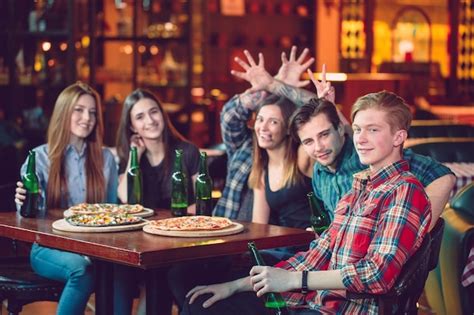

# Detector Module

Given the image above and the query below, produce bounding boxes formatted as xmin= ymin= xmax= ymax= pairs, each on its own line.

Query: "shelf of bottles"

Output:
xmin=0 ymin=0 xmax=81 ymax=88
xmin=204 ymin=0 xmax=314 ymax=87
xmin=458 ymin=0 xmax=474 ymax=97
xmin=340 ymin=0 xmax=366 ymax=71
xmin=94 ymin=0 xmax=189 ymax=93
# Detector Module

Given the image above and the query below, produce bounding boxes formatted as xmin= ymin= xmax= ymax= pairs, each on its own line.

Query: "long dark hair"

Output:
xmin=116 ymin=88 xmax=186 ymax=173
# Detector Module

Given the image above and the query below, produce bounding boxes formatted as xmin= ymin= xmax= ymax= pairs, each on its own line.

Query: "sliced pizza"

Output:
xmin=68 ymin=203 xmax=144 ymax=215
xmin=66 ymin=212 xmax=143 ymax=227
xmin=149 ymin=216 xmax=233 ymax=231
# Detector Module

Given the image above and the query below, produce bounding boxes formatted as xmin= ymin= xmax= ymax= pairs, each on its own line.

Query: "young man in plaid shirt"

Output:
xmin=290 ymin=95 xmax=454 ymax=231
xmin=183 ymin=91 xmax=432 ymax=314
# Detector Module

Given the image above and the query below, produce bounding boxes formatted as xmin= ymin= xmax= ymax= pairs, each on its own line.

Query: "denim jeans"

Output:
xmin=30 ymin=243 xmax=94 ymax=315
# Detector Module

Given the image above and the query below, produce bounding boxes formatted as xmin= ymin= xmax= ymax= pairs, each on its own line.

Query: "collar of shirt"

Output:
xmin=65 ymin=142 xmax=88 ymax=158
xmin=353 ymin=159 xmax=410 ymax=191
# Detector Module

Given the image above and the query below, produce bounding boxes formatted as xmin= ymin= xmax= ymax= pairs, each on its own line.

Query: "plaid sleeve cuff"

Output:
xmin=340 ymin=264 xmax=361 ymax=292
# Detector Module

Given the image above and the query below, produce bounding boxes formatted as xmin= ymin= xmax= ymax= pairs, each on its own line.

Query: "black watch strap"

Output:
xmin=301 ymin=270 xmax=309 ymax=295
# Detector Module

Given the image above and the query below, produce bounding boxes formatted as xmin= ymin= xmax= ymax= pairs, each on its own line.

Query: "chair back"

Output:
xmin=428 ymin=218 xmax=445 ymax=271
xmin=347 ymin=235 xmax=432 ymax=315
xmin=386 ymin=235 xmax=431 ymax=314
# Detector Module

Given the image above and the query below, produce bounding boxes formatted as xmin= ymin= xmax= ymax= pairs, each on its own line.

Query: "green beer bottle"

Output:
xmin=307 ymin=192 xmax=330 ymax=235
xmin=195 ymin=152 xmax=213 ymax=216
xmin=127 ymin=147 xmax=143 ymax=205
xmin=247 ymin=242 xmax=289 ymax=315
xmin=20 ymin=150 xmax=40 ymax=218
xmin=171 ymin=149 xmax=188 ymax=216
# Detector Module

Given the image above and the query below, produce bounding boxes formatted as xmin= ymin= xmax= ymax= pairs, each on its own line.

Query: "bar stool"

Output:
xmin=0 ymin=256 xmax=64 ymax=315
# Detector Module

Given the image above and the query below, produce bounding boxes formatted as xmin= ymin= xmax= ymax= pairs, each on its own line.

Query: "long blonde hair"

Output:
xmin=248 ymin=95 xmax=301 ymax=189
xmin=46 ymin=82 xmax=105 ymax=208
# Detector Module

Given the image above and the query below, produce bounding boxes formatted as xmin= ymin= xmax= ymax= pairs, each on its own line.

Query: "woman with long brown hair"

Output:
xmin=248 ymin=94 xmax=313 ymax=230
xmin=14 ymin=82 xmax=118 ymax=315
xmin=116 ymin=88 xmax=199 ymax=211
xmin=114 ymin=88 xmax=199 ymax=315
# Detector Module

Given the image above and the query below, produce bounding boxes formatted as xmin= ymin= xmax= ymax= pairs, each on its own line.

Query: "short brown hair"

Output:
xmin=351 ymin=91 xmax=412 ymax=132
xmin=289 ymin=98 xmax=340 ymax=142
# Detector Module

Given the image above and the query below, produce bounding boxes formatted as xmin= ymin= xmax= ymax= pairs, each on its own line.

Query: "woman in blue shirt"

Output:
xmin=14 ymin=82 xmax=118 ymax=315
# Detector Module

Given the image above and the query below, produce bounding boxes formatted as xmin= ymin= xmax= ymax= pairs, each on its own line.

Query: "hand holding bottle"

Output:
xmin=130 ymin=134 xmax=146 ymax=159
xmin=14 ymin=181 xmax=26 ymax=206
xmin=249 ymin=266 xmax=298 ymax=297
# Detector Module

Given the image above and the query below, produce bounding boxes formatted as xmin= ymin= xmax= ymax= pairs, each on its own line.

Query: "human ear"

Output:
xmin=337 ymin=123 xmax=345 ymax=137
xmin=393 ymin=129 xmax=407 ymax=147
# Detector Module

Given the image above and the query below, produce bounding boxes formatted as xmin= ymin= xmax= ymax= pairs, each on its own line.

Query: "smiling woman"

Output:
xmin=13 ymin=82 xmax=118 ymax=315
xmin=69 ymin=94 xmax=97 ymax=144
xmin=115 ymin=88 xmax=199 ymax=211
xmin=114 ymin=89 xmax=200 ymax=315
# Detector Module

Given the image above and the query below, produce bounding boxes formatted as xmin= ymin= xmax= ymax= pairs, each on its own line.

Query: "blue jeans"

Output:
xmin=30 ymin=243 xmax=94 ymax=315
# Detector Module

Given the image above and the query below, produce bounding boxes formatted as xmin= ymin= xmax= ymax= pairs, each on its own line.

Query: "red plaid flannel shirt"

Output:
xmin=275 ymin=160 xmax=431 ymax=314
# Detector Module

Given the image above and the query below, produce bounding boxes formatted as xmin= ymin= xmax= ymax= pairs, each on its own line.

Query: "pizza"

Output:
xmin=66 ymin=212 xmax=143 ymax=227
xmin=148 ymin=216 xmax=233 ymax=231
xmin=68 ymin=203 xmax=144 ymax=215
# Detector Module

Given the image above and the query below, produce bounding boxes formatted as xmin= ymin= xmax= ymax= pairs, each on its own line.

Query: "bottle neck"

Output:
xmin=198 ymin=153 xmax=208 ymax=175
xmin=130 ymin=147 xmax=138 ymax=168
xmin=248 ymin=242 xmax=265 ymax=266
xmin=26 ymin=152 xmax=36 ymax=174
xmin=308 ymin=193 xmax=322 ymax=216
xmin=173 ymin=150 xmax=183 ymax=171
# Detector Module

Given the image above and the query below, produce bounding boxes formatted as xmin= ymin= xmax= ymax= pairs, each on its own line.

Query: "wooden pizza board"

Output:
xmin=142 ymin=222 xmax=244 ymax=237
xmin=63 ymin=207 xmax=155 ymax=218
xmin=52 ymin=219 xmax=148 ymax=233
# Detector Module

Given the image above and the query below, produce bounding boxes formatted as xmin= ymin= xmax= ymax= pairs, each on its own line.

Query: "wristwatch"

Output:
xmin=301 ymin=270 xmax=309 ymax=295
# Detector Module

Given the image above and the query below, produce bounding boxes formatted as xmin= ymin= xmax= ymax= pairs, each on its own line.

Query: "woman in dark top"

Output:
xmin=248 ymin=95 xmax=314 ymax=229
xmin=264 ymin=170 xmax=313 ymax=229
xmin=116 ymin=88 xmax=199 ymax=211
xmin=114 ymin=89 xmax=199 ymax=315
xmin=248 ymin=95 xmax=314 ymax=262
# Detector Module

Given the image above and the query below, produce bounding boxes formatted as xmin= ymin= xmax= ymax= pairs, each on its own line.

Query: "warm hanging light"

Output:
xmin=42 ymin=41 xmax=51 ymax=52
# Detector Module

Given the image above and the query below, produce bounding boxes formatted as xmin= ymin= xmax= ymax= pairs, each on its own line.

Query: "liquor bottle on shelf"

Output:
xmin=171 ymin=149 xmax=188 ymax=217
xmin=195 ymin=152 xmax=213 ymax=216
xmin=307 ymin=192 xmax=330 ymax=235
xmin=127 ymin=147 xmax=143 ymax=205
xmin=20 ymin=150 xmax=40 ymax=218
xmin=248 ymin=242 xmax=289 ymax=315
xmin=159 ymin=49 xmax=180 ymax=84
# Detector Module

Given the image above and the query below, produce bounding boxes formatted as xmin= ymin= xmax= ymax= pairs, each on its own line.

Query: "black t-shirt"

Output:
xmin=122 ymin=141 xmax=200 ymax=209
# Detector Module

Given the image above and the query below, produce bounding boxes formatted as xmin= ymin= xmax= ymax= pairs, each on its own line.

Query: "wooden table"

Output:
xmin=0 ymin=210 xmax=314 ymax=314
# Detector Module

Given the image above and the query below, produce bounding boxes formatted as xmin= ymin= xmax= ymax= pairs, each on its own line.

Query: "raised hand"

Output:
xmin=275 ymin=46 xmax=314 ymax=87
xmin=186 ymin=282 xmax=236 ymax=308
xmin=307 ymin=64 xmax=335 ymax=104
xmin=231 ymin=50 xmax=274 ymax=92
xmin=249 ymin=266 xmax=297 ymax=297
